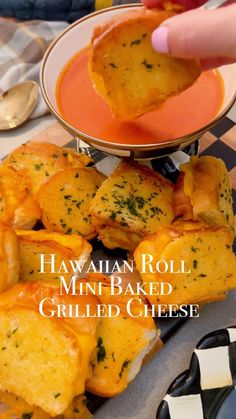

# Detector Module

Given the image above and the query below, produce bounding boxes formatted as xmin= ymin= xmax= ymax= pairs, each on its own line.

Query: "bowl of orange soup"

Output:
xmin=40 ymin=4 xmax=236 ymax=159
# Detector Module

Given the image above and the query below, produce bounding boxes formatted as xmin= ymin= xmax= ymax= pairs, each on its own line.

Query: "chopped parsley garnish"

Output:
xmin=109 ymin=62 xmax=118 ymax=69
xmin=97 ymin=337 xmax=106 ymax=362
xmin=193 ymin=260 xmax=198 ymax=269
xmin=34 ymin=163 xmax=43 ymax=171
xmin=142 ymin=60 xmax=153 ymax=70
xmin=109 ymin=211 xmax=117 ymax=221
xmin=130 ymin=39 xmax=141 ymax=46
xmin=150 ymin=206 xmax=163 ymax=215
xmin=22 ymin=413 xmax=33 ymax=419
xmin=119 ymin=360 xmax=130 ymax=379
xmin=54 ymin=393 xmax=61 ymax=398
xmin=136 ymin=196 xmax=145 ymax=209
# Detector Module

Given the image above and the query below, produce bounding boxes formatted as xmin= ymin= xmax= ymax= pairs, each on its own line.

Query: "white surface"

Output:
xmin=195 ymin=346 xmax=233 ymax=390
xmin=227 ymin=102 xmax=236 ymax=123
xmin=228 ymin=328 xmax=236 ymax=342
xmin=0 ymin=114 xmax=55 ymax=158
xmin=164 ymin=394 xmax=204 ymax=419
xmin=0 ymin=102 xmax=236 ymax=419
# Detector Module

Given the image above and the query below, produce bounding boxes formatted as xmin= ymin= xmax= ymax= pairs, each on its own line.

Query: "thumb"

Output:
xmin=151 ymin=4 xmax=236 ymax=60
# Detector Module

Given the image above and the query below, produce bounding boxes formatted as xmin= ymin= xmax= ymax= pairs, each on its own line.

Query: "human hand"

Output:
xmin=143 ymin=0 xmax=236 ymax=70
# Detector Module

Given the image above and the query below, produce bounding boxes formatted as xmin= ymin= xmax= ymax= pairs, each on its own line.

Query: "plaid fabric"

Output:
xmin=0 ymin=18 xmax=68 ymax=117
xmin=157 ymin=327 xmax=236 ymax=419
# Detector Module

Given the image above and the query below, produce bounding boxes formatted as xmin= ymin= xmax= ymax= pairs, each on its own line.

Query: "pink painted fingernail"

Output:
xmin=152 ymin=26 xmax=169 ymax=54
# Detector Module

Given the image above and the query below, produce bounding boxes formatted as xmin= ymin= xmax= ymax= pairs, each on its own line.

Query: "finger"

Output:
xmin=151 ymin=4 xmax=236 ymax=59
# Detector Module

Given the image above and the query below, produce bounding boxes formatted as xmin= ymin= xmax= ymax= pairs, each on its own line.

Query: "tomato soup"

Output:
xmin=56 ymin=48 xmax=224 ymax=145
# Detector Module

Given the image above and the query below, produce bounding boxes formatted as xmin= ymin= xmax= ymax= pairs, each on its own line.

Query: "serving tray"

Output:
xmin=1 ymin=114 xmax=236 ymax=416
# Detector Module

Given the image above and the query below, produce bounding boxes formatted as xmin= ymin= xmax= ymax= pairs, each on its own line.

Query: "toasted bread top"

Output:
xmin=0 ymin=221 xmax=19 ymax=292
xmin=0 ymin=306 xmax=81 ymax=415
xmin=3 ymin=141 xmax=91 ymax=195
xmin=89 ymin=8 xmax=201 ymax=118
xmin=0 ymin=165 xmax=40 ymax=229
xmin=174 ymin=156 xmax=235 ymax=236
xmin=91 ymin=8 xmax=174 ymax=46
xmin=85 ymin=277 xmax=157 ymax=397
xmin=0 ymin=281 xmax=100 ymax=397
xmin=90 ymin=160 xmax=174 ymax=249
xmin=16 ymin=229 xmax=92 ymax=261
xmin=134 ymin=221 xmax=236 ymax=307
xmin=38 ymin=167 xmax=106 ymax=239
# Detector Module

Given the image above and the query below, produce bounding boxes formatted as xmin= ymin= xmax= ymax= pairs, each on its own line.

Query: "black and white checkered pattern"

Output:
xmin=156 ymin=327 xmax=236 ymax=419
xmin=66 ymin=137 xmax=199 ymax=181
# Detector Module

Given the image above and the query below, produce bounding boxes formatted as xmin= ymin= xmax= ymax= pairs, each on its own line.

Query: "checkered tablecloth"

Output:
xmin=157 ymin=327 xmax=236 ymax=419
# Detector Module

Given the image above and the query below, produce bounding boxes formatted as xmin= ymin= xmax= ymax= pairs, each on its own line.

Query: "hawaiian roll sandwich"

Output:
xmin=0 ymin=282 xmax=100 ymax=414
xmin=16 ymin=229 xmax=92 ymax=283
xmin=0 ymin=165 xmax=40 ymax=229
xmin=174 ymin=156 xmax=235 ymax=238
xmin=0 ymin=221 xmax=19 ymax=292
xmin=85 ymin=275 xmax=158 ymax=397
xmin=89 ymin=8 xmax=201 ymax=119
xmin=38 ymin=167 xmax=106 ymax=240
xmin=0 ymin=305 xmax=81 ymax=415
xmin=0 ymin=279 xmax=158 ymax=400
xmin=90 ymin=160 xmax=174 ymax=251
xmin=134 ymin=221 xmax=236 ymax=311
xmin=3 ymin=141 xmax=91 ymax=195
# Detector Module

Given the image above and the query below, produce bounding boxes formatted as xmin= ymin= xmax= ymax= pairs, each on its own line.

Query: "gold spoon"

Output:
xmin=0 ymin=81 xmax=39 ymax=131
